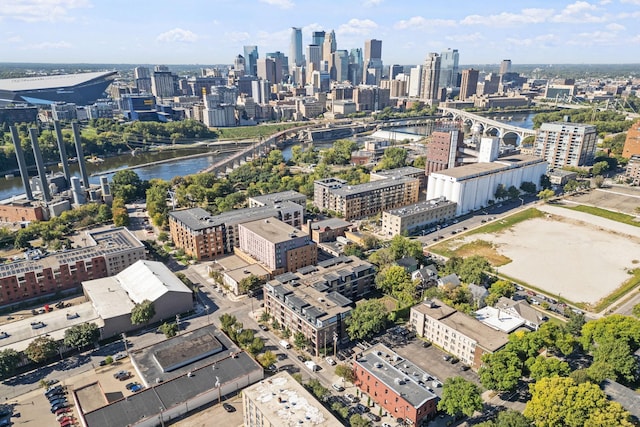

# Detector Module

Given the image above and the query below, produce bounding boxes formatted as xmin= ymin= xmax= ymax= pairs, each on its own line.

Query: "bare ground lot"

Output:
xmin=452 ymin=205 xmax=640 ymax=308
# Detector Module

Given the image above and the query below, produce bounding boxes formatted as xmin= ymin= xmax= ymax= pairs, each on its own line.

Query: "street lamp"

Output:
xmin=333 ymin=332 xmax=338 ymax=357
xmin=205 ymin=305 xmax=210 ymax=324
xmin=159 ymin=406 xmax=165 ymax=427
xmin=122 ymin=332 xmax=128 ymax=354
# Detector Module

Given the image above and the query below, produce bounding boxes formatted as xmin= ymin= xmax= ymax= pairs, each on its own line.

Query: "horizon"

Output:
xmin=2 ymin=1 xmax=640 ymax=65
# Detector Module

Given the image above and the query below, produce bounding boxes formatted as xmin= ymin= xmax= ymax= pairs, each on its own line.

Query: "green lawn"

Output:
xmin=467 ymin=208 xmax=545 ymax=235
xmin=561 ymin=205 xmax=640 ymax=227
xmin=592 ymin=268 xmax=640 ymax=313
xmin=215 ymin=122 xmax=306 ymax=140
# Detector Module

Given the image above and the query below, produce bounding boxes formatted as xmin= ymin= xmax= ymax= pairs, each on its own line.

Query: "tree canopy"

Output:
xmin=479 ymin=350 xmax=523 ymax=392
xmin=374 ymin=147 xmax=407 ymax=171
xmin=438 ymin=376 xmax=483 ymax=417
xmin=63 ymin=322 xmax=100 ymax=349
xmin=130 ymin=299 xmax=156 ymax=325
xmin=346 ymin=299 xmax=388 ymax=341
xmin=25 ymin=336 xmax=58 ymax=363
xmin=0 ymin=349 xmax=20 ymax=378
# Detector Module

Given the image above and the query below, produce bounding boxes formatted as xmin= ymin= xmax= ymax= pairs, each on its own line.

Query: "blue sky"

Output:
xmin=1 ymin=0 xmax=640 ymax=65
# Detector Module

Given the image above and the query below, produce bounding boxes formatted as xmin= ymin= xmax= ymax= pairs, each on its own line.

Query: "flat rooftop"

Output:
xmin=330 ymin=176 xmax=418 ymax=197
xmin=385 ymin=198 xmax=456 ymax=217
xmin=475 ymin=306 xmax=525 ymax=333
xmin=153 ymin=329 xmax=223 ymax=372
xmin=243 ymin=372 xmax=344 ymax=426
xmin=371 ymin=166 xmax=425 ymax=177
xmin=249 ymin=190 xmax=306 ymax=205
xmin=0 ymin=71 xmax=117 ymax=92
xmin=356 ymin=343 xmax=437 ymax=408
xmin=240 ymin=218 xmax=306 ymax=244
xmin=431 ymin=155 xmax=545 ymax=181
xmin=309 ymin=218 xmax=352 ymax=230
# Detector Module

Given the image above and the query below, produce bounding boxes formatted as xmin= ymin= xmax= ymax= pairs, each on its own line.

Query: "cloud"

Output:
xmin=505 ymin=34 xmax=558 ymax=47
xmin=460 ymin=8 xmax=553 ymax=26
xmin=0 ymin=0 xmax=91 ymax=23
xmin=567 ymin=30 xmax=618 ymax=45
xmin=337 ymin=18 xmax=378 ymax=35
xmin=362 ymin=0 xmax=383 ymax=6
xmin=621 ymin=0 xmax=640 ymax=4
xmin=550 ymin=1 xmax=607 ymax=23
xmin=258 ymin=0 xmax=294 ymax=9
xmin=22 ymin=41 xmax=72 ymax=49
xmin=225 ymin=31 xmax=250 ymax=43
xmin=156 ymin=28 xmax=199 ymax=43
xmin=606 ymin=23 xmax=625 ymax=31
xmin=444 ymin=32 xmax=484 ymax=43
xmin=394 ymin=16 xmax=456 ymax=30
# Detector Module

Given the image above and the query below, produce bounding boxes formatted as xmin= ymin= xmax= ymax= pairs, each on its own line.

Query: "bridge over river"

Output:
xmin=438 ymin=107 xmax=536 ymax=144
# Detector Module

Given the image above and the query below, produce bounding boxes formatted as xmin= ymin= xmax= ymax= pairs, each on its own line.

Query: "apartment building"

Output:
xmin=168 ymin=202 xmax=303 ymax=261
xmin=313 ymin=177 xmax=419 ymax=220
xmin=353 ymin=343 xmax=438 ymax=425
xmin=0 ymin=227 xmax=144 ymax=307
xmin=248 ymin=190 xmax=307 ymax=208
xmin=370 ymin=166 xmax=428 ymax=190
xmin=534 ymin=122 xmax=597 ymax=168
xmin=622 ymin=120 xmax=640 ymax=159
xmin=264 ymin=279 xmax=352 ymax=357
xmin=237 ymin=218 xmax=317 ymax=275
xmin=382 ymin=198 xmax=456 ymax=237
xmin=243 ymin=371 xmax=344 ymax=427
xmin=626 ymin=155 xmax=640 ymax=185
xmin=410 ymin=299 xmax=509 ymax=370
xmin=302 ymin=218 xmax=352 ymax=243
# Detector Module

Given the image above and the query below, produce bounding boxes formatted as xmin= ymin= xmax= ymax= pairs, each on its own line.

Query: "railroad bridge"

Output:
xmin=438 ymin=107 xmax=536 ymax=144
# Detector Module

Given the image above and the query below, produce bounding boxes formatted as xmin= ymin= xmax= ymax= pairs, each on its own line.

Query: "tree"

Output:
xmin=438 ymin=376 xmax=483 ymax=417
xmin=63 ymin=322 xmax=100 ymax=349
xmin=376 ymin=265 xmax=412 ymax=295
xmin=130 ymin=299 xmax=155 ymax=325
xmin=343 ymin=243 xmax=364 ymax=258
xmin=346 ymin=300 xmax=388 ymax=341
xmin=479 ymin=350 xmax=522 ymax=392
xmin=527 ymin=355 xmax=570 ymax=381
xmin=457 ymin=255 xmax=491 ymax=284
xmin=564 ymin=179 xmax=580 ymax=194
xmin=524 ymin=376 xmax=632 ymax=427
xmin=580 ymin=314 xmax=640 ymax=353
xmin=258 ymin=350 xmax=277 ymax=368
xmin=239 ymin=274 xmax=263 ymax=295
xmin=335 ymin=364 xmax=356 ymax=383
xmin=0 ymin=349 xmax=20 ymax=378
xmin=25 ymin=336 xmax=58 ymax=363
xmin=520 ymin=181 xmax=537 ymax=194
xmin=591 ymin=160 xmax=609 ymax=176
xmin=112 ymin=197 xmax=130 ymax=227
xmin=349 ymin=414 xmax=372 ymax=427
xmin=632 ymin=303 xmax=640 ymax=318
xmin=565 ymin=312 xmax=586 ymax=336
xmin=219 ymin=313 xmax=238 ymax=333
xmin=485 ymin=280 xmax=515 ymax=306
xmin=593 ymin=175 xmax=605 ymax=188
xmin=537 ymin=188 xmax=555 ymax=202
xmin=507 ymin=185 xmax=520 ymax=200
xmin=158 ymin=322 xmax=178 ymax=338
xmin=374 ymin=147 xmax=407 ymax=171
xmin=590 ymin=337 xmax=637 ymax=382
xmin=494 ymin=184 xmax=509 ymax=201
xmin=294 ymin=332 xmax=307 ymax=349
xmin=476 ymin=410 xmax=531 ymax=427
xmin=111 ymin=170 xmax=146 ymax=202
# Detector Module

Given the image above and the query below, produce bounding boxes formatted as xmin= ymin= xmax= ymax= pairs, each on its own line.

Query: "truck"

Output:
xmin=304 ymin=360 xmax=319 ymax=372
xmin=279 ymin=340 xmax=291 ymax=349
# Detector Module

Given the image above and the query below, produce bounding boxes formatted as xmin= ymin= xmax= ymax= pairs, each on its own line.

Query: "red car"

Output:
xmin=58 ymin=417 xmax=73 ymax=424
xmin=55 ymin=408 xmax=70 ymax=416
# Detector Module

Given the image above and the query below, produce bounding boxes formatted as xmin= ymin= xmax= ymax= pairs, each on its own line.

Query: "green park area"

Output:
xmin=214 ymin=122 xmax=305 ymax=140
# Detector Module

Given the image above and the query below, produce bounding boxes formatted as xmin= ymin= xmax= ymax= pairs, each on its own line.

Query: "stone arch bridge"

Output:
xmin=438 ymin=107 xmax=536 ymax=144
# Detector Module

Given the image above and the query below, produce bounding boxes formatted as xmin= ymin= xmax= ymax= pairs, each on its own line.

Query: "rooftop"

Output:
xmin=371 ymin=166 xmax=425 ymax=177
xmin=240 ymin=218 xmax=307 ymax=244
xmin=249 ymin=190 xmax=306 ymax=205
xmin=243 ymin=372 xmax=344 ymax=426
xmin=356 ymin=343 xmax=438 ymax=408
xmin=328 ymin=176 xmax=418 ymax=197
xmin=385 ymin=198 xmax=456 ymax=217
xmin=0 ymin=71 xmax=117 ymax=92
xmin=475 ymin=306 xmax=525 ymax=333
xmin=602 ymin=379 xmax=640 ymax=420
xmin=429 ymin=154 xmax=545 ymax=181
xmin=308 ymin=218 xmax=352 ymax=230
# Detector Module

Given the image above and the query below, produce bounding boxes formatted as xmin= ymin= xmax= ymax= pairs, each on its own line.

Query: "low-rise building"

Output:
xmin=243 ymin=371 xmax=344 ymax=427
xmin=314 ymin=177 xmax=420 ymax=220
xmin=302 ymin=218 xmax=352 ymax=243
xmin=237 ymin=218 xmax=317 ymax=275
xmin=168 ymin=202 xmax=303 ymax=260
xmin=382 ymin=198 xmax=456 ymax=237
xmin=248 ymin=190 xmax=307 ymax=208
xmin=370 ymin=166 xmax=428 ymax=190
xmin=410 ymin=299 xmax=509 ymax=370
xmin=0 ymin=199 xmax=46 ymax=222
xmin=548 ymin=169 xmax=578 ymax=186
xmin=626 ymin=155 xmax=640 ymax=185
xmin=353 ymin=343 xmax=438 ymax=425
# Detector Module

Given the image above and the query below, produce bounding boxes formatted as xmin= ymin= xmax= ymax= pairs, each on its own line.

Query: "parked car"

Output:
xmin=114 ymin=353 xmax=127 ymax=361
xmin=258 ymin=324 xmax=268 ymax=331
xmin=113 ymin=370 xmax=127 ymax=379
xmin=118 ymin=373 xmax=132 ymax=381
xmin=223 ymin=403 xmax=236 ymax=413
xmin=51 ymin=404 xmax=69 ymax=413
xmin=332 ymin=383 xmax=345 ymax=392
xmin=55 ymin=408 xmax=71 ymax=416
xmin=422 ymin=340 xmax=431 ymax=348
xmin=356 ymin=403 xmax=369 ymax=413
xmin=125 ymin=382 xmax=137 ymax=390
xmin=49 ymin=397 xmax=67 ymax=406
xmin=450 ymin=357 xmax=459 ymax=364
xmin=366 ymin=412 xmax=381 ymax=422
xmin=325 ymin=357 xmax=336 ymax=366
xmin=442 ymin=355 xmax=452 ymax=362
xmin=297 ymin=355 xmax=306 ymax=362
xmin=460 ymin=365 xmax=470 ymax=371
xmin=345 ymin=393 xmax=358 ymax=404
xmin=130 ymin=384 xmax=143 ymax=392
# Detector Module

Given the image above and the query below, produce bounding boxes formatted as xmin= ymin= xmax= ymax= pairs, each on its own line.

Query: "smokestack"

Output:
xmin=10 ymin=126 xmax=33 ymax=201
xmin=28 ymin=128 xmax=51 ymax=203
xmin=70 ymin=176 xmax=85 ymax=205
xmin=71 ymin=122 xmax=89 ymax=189
xmin=53 ymin=121 xmax=71 ymax=186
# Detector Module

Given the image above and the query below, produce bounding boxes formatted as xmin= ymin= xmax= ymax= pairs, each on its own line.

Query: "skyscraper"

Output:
xmin=323 ymin=30 xmax=336 ymax=63
xmin=243 ymin=45 xmax=259 ymax=76
xmin=363 ymin=39 xmax=383 ymax=85
xmin=306 ymin=45 xmax=321 ymax=74
xmin=499 ymin=59 xmax=512 ymax=76
xmin=289 ymin=27 xmax=304 ymax=70
xmin=134 ymin=67 xmax=152 ymax=93
xmin=349 ymin=48 xmax=363 ymax=85
xmin=459 ymin=68 xmax=479 ymax=101
xmin=420 ymin=53 xmax=441 ymax=105
xmin=390 ymin=65 xmax=403 ymax=80
xmin=534 ymin=122 xmax=597 ymax=168
xmin=234 ymin=55 xmax=245 ymax=72
xmin=439 ymin=48 xmax=459 ymax=89
xmin=266 ymin=51 xmax=288 ymax=83
xmin=333 ymin=50 xmax=349 ymax=83
xmin=312 ymin=31 xmax=326 ymax=59
xmin=257 ymin=57 xmax=277 ymax=83
xmin=408 ymin=66 xmax=422 ymax=98
xmin=151 ymin=66 xmax=176 ymax=98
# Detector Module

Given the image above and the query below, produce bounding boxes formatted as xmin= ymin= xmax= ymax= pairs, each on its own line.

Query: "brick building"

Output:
xmin=0 ymin=228 xmax=144 ymax=307
xmin=382 ymin=198 xmax=456 ymax=237
xmin=302 ymin=218 xmax=352 ymax=243
xmin=353 ymin=343 xmax=438 ymax=425
xmin=425 ymin=128 xmax=464 ymax=176
xmin=0 ymin=200 xmax=46 ymax=223
xmin=623 ymin=120 xmax=640 ymax=159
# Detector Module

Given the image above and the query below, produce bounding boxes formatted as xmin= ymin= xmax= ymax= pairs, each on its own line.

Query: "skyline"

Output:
xmin=1 ymin=1 xmax=640 ymax=65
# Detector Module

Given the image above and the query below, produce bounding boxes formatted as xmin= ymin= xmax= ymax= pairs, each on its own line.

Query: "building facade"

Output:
xmin=0 ymin=228 xmax=144 ymax=307
xmin=426 ymin=127 xmax=464 ymax=176
xmin=426 ymin=155 xmax=547 ymax=216
xmin=534 ymin=122 xmax=597 ymax=168
xmin=382 ymin=198 xmax=457 ymax=237
xmin=353 ymin=344 xmax=438 ymax=425
xmin=314 ymin=177 xmax=419 ymax=220
xmin=411 ymin=299 xmax=509 ymax=370
xmin=370 ymin=166 xmax=428 ymax=190
xmin=622 ymin=120 xmax=640 ymax=159
xmin=459 ymin=69 xmax=479 ymax=101
xmin=626 ymin=155 xmax=640 ymax=185
xmin=420 ymin=53 xmax=441 ymax=105
xmin=237 ymin=218 xmax=317 ymax=275
xmin=302 ymin=218 xmax=352 ymax=243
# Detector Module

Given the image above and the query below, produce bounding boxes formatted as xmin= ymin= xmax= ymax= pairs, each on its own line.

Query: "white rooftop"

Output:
xmin=475 ymin=306 xmax=525 ymax=333
xmin=0 ymin=71 xmax=116 ymax=92
xmin=116 ymin=259 xmax=192 ymax=304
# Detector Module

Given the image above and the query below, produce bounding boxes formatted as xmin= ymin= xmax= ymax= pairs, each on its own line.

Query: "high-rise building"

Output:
xmin=234 ymin=55 xmax=245 ymax=71
xmin=312 ymin=30 xmax=325 ymax=57
xmin=289 ymin=27 xmax=304 ymax=71
xmin=622 ymin=120 xmax=640 ymax=159
xmin=333 ymin=50 xmax=349 ymax=83
xmin=426 ymin=127 xmax=463 ymax=175
xmin=390 ymin=65 xmax=403 ymax=80
xmin=534 ymin=122 xmax=598 ymax=168
xmin=459 ymin=68 xmax=479 ymax=101
xmin=408 ymin=65 xmax=423 ymax=98
xmin=257 ymin=58 xmax=276 ymax=84
xmin=243 ymin=45 xmax=259 ymax=76
xmin=306 ymin=44 xmax=321 ymax=74
xmin=439 ymin=48 xmax=459 ymax=89
xmin=134 ymin=67 xmax=152 ymax=93
xmin=420 ymin=53 xmax=441 ymax=105
xmin=499 ymin=59 xmax=512 ymax=76
xmin=363 ymin=39 xmax=383 ymax=84
xmin=266 ymin=51 xmax=287 ymax=83
xmin=323 ymin=30 xmax=337 ymax=78
xmin=151 ymin=67 xmax=176 ymax=98
xmin=349 ymin=48 xmax=363 ymax=85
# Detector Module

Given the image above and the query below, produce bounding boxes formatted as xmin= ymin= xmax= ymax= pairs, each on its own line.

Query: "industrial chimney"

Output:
xmin=71 ymin=122 xmax=90 ymax=189
xmin=28 ymin=128 xmax=51 ymax=203
xmin=70 ymin=176 xmax=86 ymax=205
xmin=9 ymin=126 xmax=33 ymax=201
xmin=53 ymin=121 xmax=71 ymax=186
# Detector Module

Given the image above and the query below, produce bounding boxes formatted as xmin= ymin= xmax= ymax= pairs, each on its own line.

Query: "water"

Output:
xmin=395 ymin=112 xmax=536 ymax=136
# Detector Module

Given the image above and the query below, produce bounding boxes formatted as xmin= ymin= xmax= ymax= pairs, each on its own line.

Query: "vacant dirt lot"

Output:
xmin=456 ymin=205 xmax=640 ymax=307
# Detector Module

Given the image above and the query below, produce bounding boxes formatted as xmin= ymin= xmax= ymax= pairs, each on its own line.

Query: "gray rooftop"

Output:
xmin=0 ymin=71 xmax=117 ymax=92
xmin=371 ymin=166 xmax=425 ymax=177
xmin=309 ymin=218 xmax=352 ymax=230
xmin=249 ymin=190 xmax=306 ymax=205
xmin=386 ymin=198 xmax=456 ymax=217
xmin=356 ymin=344 xmax=437 ymax=408
xmin=240 ymin=218 xmax=307 ymax=244
xmin=431 ymin=155 xmax=545 ymax=180
xmin=602 ymin=379 xmax=640 ymax=420
xmin=329 ymin=177 xmax=418 ymax=197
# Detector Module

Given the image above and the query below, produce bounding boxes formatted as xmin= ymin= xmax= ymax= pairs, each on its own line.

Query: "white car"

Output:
xmin=332 ymin=383 xmax=345 ymax=392
xmin=114 ymin=353 xmax=127 ymax=361
xmin=325 ymin=357 xmax=336 ymax=366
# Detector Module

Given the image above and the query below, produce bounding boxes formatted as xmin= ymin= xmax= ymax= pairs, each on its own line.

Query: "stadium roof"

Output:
xmin=0 ymin=71 xmax=117 ymax=92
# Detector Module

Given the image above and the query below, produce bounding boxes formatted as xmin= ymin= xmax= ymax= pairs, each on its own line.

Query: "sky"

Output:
xmin=1 ymin=0 xmax=640 ymax=66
